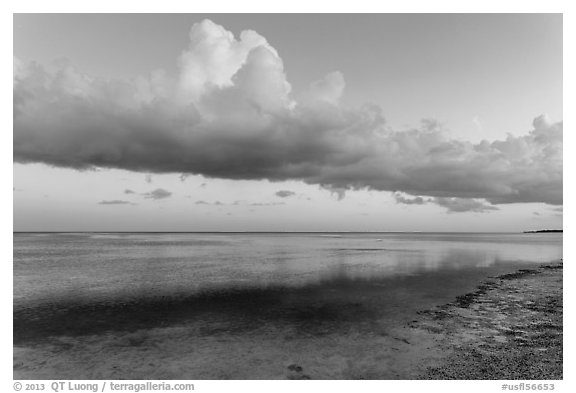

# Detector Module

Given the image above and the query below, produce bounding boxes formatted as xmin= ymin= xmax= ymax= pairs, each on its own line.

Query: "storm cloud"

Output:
xmin=13 ymin=20 xmax=562 ymax=207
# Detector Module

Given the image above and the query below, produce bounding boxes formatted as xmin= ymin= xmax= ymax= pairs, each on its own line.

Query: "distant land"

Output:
xmin=523 ymin=229 xmax=563 ymax=233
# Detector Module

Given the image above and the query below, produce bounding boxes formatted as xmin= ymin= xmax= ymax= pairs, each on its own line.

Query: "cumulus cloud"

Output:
xmin=393 ymin=192 xmax=428 ymax=205
xmin=393 ymin=192 xmax=498 ymax=213
xmin=143 ymin=188 xmax=172 ymax=200
xmin=275 ymin=190 xmax=296 ymax=198
xmin=13 ymin=20 xmax=562 ymax=208
xmin=308 ymin=72 xmax=345 ymax=104
xmin=321 ymin=184 xmax=347 ymax=201
xmin=432 ymin=197 xmax=499 ymax=213
xmin=99 ymin=200 xmax=135 ymax=205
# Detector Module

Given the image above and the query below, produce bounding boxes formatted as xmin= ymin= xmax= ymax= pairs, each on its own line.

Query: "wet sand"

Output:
xmin=13 ymin=261 xmax=562 ymax=379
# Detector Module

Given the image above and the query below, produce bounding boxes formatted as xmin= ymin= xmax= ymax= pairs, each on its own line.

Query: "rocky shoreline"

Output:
xmin=409 ymin=261 xmax=563 ymax=379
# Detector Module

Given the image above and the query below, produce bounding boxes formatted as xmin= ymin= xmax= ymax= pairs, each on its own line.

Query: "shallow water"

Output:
xmin=13 ymin=232 xmax=563 ymax=378
xmin=14 ymin=232 xmax=562 ymax=308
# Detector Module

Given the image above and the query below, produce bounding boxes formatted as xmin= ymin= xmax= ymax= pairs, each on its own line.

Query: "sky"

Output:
xmin=13 ymin=13 xmax=563 ymax=232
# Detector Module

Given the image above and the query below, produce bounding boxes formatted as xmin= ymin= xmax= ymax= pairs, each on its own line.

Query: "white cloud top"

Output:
xmin=13 ymin=20 xmax=562 ymax=209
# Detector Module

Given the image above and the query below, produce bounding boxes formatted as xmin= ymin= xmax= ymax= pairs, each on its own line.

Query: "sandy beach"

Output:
xmin=13 ymin=260 xmax=562 ymax=380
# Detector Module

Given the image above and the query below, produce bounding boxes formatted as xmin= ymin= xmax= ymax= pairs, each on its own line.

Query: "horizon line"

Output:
xmin=12 ymin=230 xmax=562 ymax=234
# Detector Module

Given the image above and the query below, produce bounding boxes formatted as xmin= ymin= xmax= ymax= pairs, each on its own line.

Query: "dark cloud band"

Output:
xmin=13 ymin=20 xmax=562 ymax=207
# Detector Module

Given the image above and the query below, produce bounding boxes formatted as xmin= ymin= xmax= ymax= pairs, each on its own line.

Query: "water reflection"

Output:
xmin=14 ymin=232 xmax=562 ymax=309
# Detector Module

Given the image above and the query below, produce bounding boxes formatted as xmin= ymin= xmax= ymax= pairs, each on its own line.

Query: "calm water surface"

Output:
xmin=13 ymin=232 xmax=562 ymax=309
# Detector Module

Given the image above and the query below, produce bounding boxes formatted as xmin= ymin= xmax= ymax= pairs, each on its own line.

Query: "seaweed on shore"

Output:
xmin=418 ymin=262 xmax=563 ymax=380
xmin=497 ymin=269 xmax=540 ymax=280
xmin=453 ymin=281 xmax=499 ymax=308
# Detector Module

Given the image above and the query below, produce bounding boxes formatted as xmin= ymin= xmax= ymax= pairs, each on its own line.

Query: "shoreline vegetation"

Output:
xmin=14 ymin=261 xmax=562 ymax=380
xmin=523 ymin=230 xmax=563 ymax=234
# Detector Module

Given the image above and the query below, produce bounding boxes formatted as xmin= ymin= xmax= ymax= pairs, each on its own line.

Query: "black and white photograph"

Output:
xmin=10 ymin=6 xmax=566 ymax=386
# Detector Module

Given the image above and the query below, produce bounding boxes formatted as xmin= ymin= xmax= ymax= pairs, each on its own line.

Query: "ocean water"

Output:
xmin=13 ymin=232 xmax=562 ymax=309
